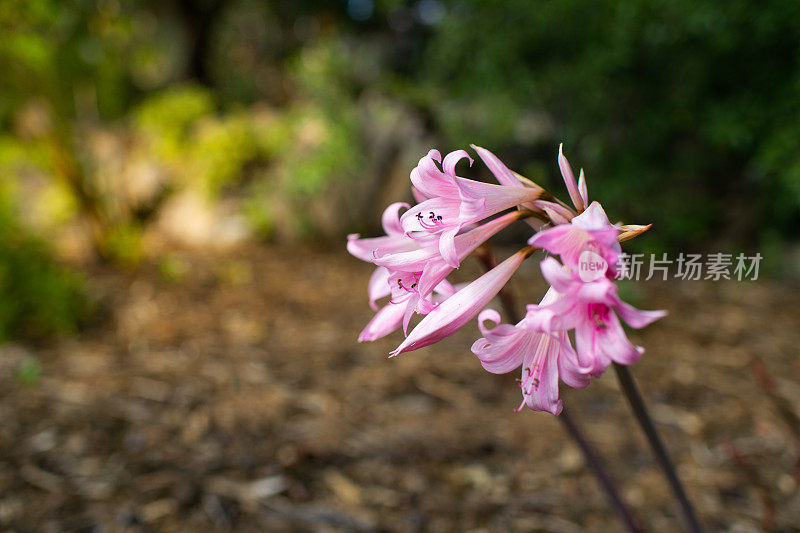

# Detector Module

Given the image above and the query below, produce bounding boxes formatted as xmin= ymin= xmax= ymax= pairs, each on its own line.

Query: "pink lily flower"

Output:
xmin=348 ymin=197 xmax=463 ymax=340
xmin=359 ymin=275 xmax=455 ymax=342
xmin=471 ymin=288 xmax=590 ymax=416
xmin=347 ymin=202 xmax=419 ymax=262
xmin=390 ymin=247 xmax=535 ymax=356
xmin=364 ymin=212 xmax=523 ymax=334
xmin=528 ymin=201 xmax=622 ymax=272
xmin=400 ymin=149 xmax=542 ymax=269
xmin=533 ymin=257 xmax=667 ymax=376
xmin=373 ymin=210 xmax=524 ymax=300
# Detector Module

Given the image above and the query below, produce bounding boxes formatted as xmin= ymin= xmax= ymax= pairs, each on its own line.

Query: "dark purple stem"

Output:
xmin=558 ymin=407 xmax=644 ymax=533
xmin=613 ymin=363 xmax=703 ymax=533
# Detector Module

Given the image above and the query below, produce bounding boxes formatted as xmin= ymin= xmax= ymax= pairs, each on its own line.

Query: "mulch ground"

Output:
xmin=0 ymin=245 xmax=798 ymax=532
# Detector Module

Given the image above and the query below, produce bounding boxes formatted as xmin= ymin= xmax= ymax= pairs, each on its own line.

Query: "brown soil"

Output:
xmin=0 ymin=245 xmax=798 ymax=532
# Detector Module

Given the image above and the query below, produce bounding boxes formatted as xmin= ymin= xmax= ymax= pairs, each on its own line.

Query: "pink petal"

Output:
xmin=523 ymin=217 xmax=549 ymax=232
xmin=522 ymin=305 xmax=563 ymax=333
xmin=455 ymin=193 xmax=487 ymax=225
xmin=571 ymin=201 xmax=614 ymax=233
xmin=532 ymin=200 xmax=575 ymax=224
xmin=391 ymin=249 xmax=531 ymax=355
xmin=614 ymin=299 xmax=668 ymax=329
xmin=368 ymin=267 xmax=391 ymax=310
xmin=381 ymin=202 xmax=410 ymax=236
xmin=470 ymin=144 xmax=521 ymax=188
xmin=373 ymin=246 xmax=438 ymax=272
xmin=574 ymin=321 xmax=607 ymax=376
xmin=442 ymin=149 xmax=473 ymax=176
xmin=470 ymin=309 xmax=528 ymax=374
xmin=538 ymin=257 xmax=574 ymax=293
xmin=528 ymin=224 xmax=592 ymax=266
xmin=599 ymin=312 xmax=643 ymax=366
xmin=557 ymin=334 xmax=591 ymax=389
xmin=520 ymin=334 xmax=562 ymax=415
xmin=578 ymin=168 xmax=588 ymax=207
xmin=559 ymin=143 xmax=585 ymax=211
xmin=411 ymin=150 xmax=458 ymax=199
xmin=359 ymin=301 xmax=406 ymax=342
xmin=400 ymin=197 xmax=461 ymax=234
xmin=573 ymin=278 xmax=618 ymax=306
xmin=415 ymin=294 xmax=438 ymax=314
xmin=416 ymin=259 xmax=452 ymax=297
xmin=347 ymin=233 xmax=417 ymax=262
xmin=393 ymin=211 xmax=521 ymax=290
xmin=433 ymin=279 xmax=456 ymax=298
xmin=476 ymin=308 xmax=503 ymax=336
xmin=411 ymin=185 xmax=429 ymax=203
xmin=402 ymin=294 xmax=419 ymax=335
xmin=455 ymin=178 xmax=541 ymax=215
xmin=451 ymin=211 xmax=523 ymax=265
xmin=413 ymin=210 xmax=520 ymax=296
xmin=438 ymin=226 xmax=461 ymax=269
xmin=538 ymin=286 xmax=561 ymax=306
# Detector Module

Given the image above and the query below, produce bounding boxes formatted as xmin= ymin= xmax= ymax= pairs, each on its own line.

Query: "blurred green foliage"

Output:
xmin=415 ymin=0 xmax=800 ymax=249
xmin=0 ymin=0 xmax=799 ymax=339
xmin=0 ymin=192 xmax=86 ymax=341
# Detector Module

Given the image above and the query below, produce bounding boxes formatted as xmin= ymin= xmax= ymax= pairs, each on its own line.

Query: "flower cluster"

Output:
xmin=348 ymin=145 xmax=665 ymax=415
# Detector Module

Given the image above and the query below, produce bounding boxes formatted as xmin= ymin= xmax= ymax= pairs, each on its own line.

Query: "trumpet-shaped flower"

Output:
xmin=471 ymin=288 xmax=590 ymax=415
xmin=363 ymin=212 xmax=523 ymax=334
xmin=400 ymin=149 xmax=542 ymax=268
xmin=390 ymin=247 xmax=535 ymax=356
xmin=359 ymin=266 xmax=455 ymax=342
xmin=374 ymin=210 xmax=523 ymax=299
xmin=532 ymin=257 xmax=667 ymax=376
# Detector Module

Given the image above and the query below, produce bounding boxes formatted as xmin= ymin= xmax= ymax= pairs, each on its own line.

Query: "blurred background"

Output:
xmin=0 ymin=0 xmax=799 ymax=530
